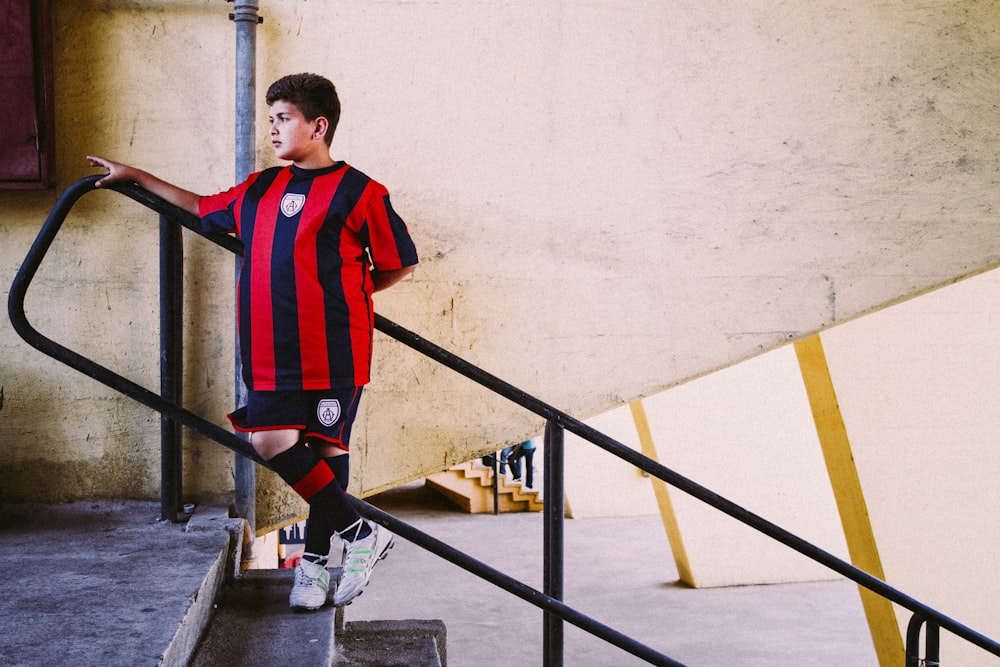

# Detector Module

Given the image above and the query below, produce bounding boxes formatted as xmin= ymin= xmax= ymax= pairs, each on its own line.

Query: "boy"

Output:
xmin=88 ymin=73 xmax=418 ymax=610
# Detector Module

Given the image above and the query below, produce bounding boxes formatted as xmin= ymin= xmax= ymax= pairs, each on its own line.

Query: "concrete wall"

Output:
xmin=2 ymin=1 xmax=1000 ymax=541
xmin=564 ymin=267 xmax=1000 ymax=663
xmin=564 ymin=346 xmax=850 ymax=588
xmin=821 ymin=268 xmax=1000 ymax=666
xmin=2 ymin=2 xmax=237 ymax=503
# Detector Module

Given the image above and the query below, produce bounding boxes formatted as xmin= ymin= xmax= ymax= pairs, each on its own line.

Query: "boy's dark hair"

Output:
xmin=266 ymin=73 xmax=341 ymax=146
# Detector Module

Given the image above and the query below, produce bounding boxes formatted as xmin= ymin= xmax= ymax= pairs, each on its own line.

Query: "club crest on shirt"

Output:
xmin=317 ymin=399 xmax=341 ymax=427
xmin=280 ymin=193 xmax=306 ymax=217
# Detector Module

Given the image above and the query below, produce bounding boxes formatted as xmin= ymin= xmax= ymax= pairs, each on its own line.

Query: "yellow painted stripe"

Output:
xmin=629 ymin=400 xmax=697 ymax=587
xmin=793 ymin=335 xmax=903 ymax=666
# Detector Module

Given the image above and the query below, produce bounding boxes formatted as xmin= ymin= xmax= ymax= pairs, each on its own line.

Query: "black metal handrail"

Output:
xmin=372 ymin=314 xmax=1000 ymax=664
xmin=7 ymin=176 xmax=679 ymax=666
xmin=9 ymin=176 xmax=1000 ymax=664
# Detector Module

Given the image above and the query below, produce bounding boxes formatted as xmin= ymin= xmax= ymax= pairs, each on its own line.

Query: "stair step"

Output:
xmin=191 ymin=568 xmax=447 ymax=667
xmin=337 ymin=620 xmax=446 ymax=667
xmin=426 ymin=463 xmax=544 ymax=513
xmin=190 ymin=569 xmax=338 ymax=667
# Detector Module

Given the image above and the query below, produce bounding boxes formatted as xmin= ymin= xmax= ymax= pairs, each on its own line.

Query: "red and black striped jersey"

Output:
xmin=199 ymin=162 xmax=418 ymax=391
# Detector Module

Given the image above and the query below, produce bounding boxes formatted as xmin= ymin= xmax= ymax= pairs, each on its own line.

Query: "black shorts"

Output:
xmin=227 ymin=387 xmax=364 ymax=450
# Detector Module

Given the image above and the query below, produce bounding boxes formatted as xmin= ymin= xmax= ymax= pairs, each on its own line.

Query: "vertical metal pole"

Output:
xmin=492 ymin=452 xmax=500 ymax=515
xmin=927 ymin=622 xmax=940 ymax=666
xmin=905 ymin=614 xmax=921 ymax=667
xmin=543 ymin=421 xmax=565 ymax=667
xmin=159 ymin=214 xmax=183 ymax=522
xmin=231 ymin=0 xmax=260 ymax=554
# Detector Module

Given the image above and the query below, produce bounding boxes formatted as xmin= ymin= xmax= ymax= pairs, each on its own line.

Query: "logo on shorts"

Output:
xmin=280 ymin=193 xmax=306 ymax=217
xmin=317 ymin=399 xmax=341 ymax=427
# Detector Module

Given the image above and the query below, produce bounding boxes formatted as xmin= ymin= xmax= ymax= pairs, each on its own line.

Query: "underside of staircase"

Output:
xmin=425 ymin=461 xmax=544 ymax=513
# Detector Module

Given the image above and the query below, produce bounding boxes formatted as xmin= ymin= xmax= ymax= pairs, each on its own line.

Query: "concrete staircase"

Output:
xmin=425 ymin=461 xmax=544 ymax=513
xmin=189 ymin=568 xmax=342 ymax=666
xmin=336 ymin=620 xmax=447 ymax=666
xmin=190 ymin=527 xmax=446 ymax=666
xmin=0 ymin=500 xmax=446 ymax=667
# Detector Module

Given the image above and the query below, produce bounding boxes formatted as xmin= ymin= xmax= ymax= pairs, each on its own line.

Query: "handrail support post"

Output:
xmin=159 ymin=213 xmax=183 ymax=522
xmin=543 ymin=420 xmax=565 ymax=666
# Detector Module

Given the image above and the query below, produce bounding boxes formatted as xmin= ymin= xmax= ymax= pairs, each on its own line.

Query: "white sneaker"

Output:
xmin=333 ymin=521 xmax=394 ymax=607
xmin=289 ymin=557 xmax=330 ymax=611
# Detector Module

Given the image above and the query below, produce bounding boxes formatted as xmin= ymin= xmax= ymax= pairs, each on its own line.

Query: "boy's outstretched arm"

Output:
xmin=87 ymin=155 xmax=201 ymax=216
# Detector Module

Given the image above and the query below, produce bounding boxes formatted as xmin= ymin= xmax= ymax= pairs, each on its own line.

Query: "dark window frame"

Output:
xmin=0 ymin=0 xmax=55 ymax=189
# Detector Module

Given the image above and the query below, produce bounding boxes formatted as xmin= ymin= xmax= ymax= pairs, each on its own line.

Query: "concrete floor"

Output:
xmin=345 ymin=482 xmax=880 ymax=666
xmin=0 ymin=500 xmax=233 ymax=667
xmin=0 ymin=484 xmax=880 ymax=667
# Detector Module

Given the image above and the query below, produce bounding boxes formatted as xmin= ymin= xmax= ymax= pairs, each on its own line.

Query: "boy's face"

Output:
xmin=268 ymin=100 xmax=329 ymax=165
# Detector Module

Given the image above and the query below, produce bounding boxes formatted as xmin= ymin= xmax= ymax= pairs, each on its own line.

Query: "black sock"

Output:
xmin=301 ymin=552 xmax=328 ymax=566
xmin=304 ymin=454 xmax=351 ymax=556
xmin=268 ymin=443 xmax=361 ymax=537
xmin=338 ymin=518 xmax=372 ymax=542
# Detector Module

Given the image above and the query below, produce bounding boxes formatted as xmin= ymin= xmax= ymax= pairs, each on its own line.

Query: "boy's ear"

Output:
xmin=313 ymin=116 xmax=329 ymax=140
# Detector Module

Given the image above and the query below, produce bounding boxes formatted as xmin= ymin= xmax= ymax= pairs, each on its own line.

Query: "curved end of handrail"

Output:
xmin=8 ymin=176 xmax=101 ymax=345
xmin=7 ymin=175 xmax=237 ymax=348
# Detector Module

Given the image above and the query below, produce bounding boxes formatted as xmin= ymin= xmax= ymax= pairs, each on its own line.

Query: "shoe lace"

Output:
xmin=338 ymin=518 xmax=365 ymax=541
xmin=295 ymin=567 xmax=316 ymax=586
xmin=295 ymin=559 xmax=326 ymax=586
